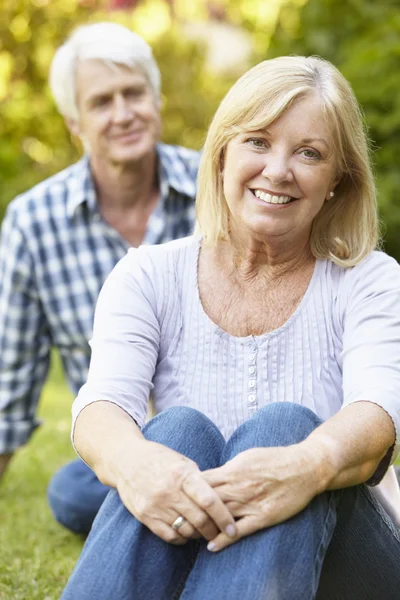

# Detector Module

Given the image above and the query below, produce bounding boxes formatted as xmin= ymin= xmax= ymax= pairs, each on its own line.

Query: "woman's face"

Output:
xmin=222 ymin=93 xmax=340 ymax=245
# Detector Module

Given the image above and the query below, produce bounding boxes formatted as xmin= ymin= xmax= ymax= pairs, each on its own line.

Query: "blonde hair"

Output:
xmin=195 ymin=56 xmax=379 ymax=267
xmin=49 ymin=22 xmax=161 ymax=121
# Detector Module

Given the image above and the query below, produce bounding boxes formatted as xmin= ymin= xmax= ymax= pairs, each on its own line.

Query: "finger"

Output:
xmin=147 ymin=519 xmax=189 ymax=545
xmin=169 ymin=508 xmax=209 ymax=540
xmin=225 ymin=500 xmax=250 ymax=517
xmin=182 ymin=472 xmax=237 ymax=539
xmin=204 ymin=483 xmax=239 ymax=503
xmin=170 ymin=516 xmax=198 ymax=540
xmin=207 ymin=515 xmax=261 ymax=552
xmin=202 ymin=466 xmax=229 ymax=487
xmin=177 ymin=502 xmax=219 ymax=542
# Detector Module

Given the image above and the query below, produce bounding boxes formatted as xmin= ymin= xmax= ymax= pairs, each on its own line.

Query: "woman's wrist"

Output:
xmin=296 ymin=437 xmax=338 ymax=495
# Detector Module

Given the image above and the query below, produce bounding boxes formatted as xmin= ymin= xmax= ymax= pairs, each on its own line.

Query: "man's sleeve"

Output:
xmin=0 ymin=205 xmax=51 ymax=453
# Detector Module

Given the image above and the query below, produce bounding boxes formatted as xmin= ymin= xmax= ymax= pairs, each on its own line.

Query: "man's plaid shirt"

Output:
xmin=0 ymin=143 xmax=199 ymax=453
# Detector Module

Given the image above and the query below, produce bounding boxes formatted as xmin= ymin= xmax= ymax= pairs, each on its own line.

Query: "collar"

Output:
xmin=66 ymin=144 xmax=196 ymax=219
xmin=66 ymin=155 xmax=97 ymax=219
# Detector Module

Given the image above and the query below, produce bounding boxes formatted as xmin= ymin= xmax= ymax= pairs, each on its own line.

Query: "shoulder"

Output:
xmin=158 ymin=142 xmax=200 ymax=165
xmin=3 ymin=159 xmax=86 ymax=229
xmin=122 ymin=235 xmax=198 ymax=277
xmin=325 ymin=251 xmax=400 ymax=313
xmin=101 ymin=236 xmax=198 ymax=316
xmin=334 ymin=251 xmax=400 ymax=289
xmin=157 ymin=143 xmax=201 ymax=178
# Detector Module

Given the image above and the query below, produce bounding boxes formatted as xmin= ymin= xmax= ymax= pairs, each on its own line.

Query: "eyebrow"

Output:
xmin=86 ymin=83 xmax=147 ymax=105
xmin=301 ymin=137 xmax=330 ymax=148
xmin=249 ymin=130 xmax=330 ymax=148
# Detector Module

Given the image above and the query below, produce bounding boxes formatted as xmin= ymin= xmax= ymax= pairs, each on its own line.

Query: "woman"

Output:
xmin=62 ymin=56 xmax=400 ymax=599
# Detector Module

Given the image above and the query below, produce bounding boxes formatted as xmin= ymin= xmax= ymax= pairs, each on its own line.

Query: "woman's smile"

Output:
xmin=251 ymin=188 xmax=298 ymax=206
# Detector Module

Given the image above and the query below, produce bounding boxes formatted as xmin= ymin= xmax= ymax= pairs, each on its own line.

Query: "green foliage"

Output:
xmin=268 ymin=0 xmax=400 ymax=260
xmin=0 ymin=0 xmax=240 ymax=220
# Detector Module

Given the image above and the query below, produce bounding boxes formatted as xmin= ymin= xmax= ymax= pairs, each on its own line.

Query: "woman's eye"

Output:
xmin=247 ymin=138 xmax=267 ymax=149
xmin=301 ymin=148 xmax=320 ymax=159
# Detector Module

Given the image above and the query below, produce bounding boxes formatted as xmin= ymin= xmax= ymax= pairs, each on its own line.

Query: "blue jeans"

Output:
xmin=62 ymin=404 xmax=400 ymax=599
xmin=47 ymin=459 xmax=109 ymax=534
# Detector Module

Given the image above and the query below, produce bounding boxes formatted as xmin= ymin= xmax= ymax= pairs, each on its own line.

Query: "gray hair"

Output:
xmin=49 ymin=22 xmax=161 ymax=120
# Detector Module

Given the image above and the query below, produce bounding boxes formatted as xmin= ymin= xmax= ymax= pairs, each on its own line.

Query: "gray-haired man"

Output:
xmin=0 ymin=22 xmax=199 ymax=533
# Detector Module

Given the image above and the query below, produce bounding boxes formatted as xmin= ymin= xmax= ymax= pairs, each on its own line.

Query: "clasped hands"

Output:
xmin=116 ymin=440 xmax=321 ymax=553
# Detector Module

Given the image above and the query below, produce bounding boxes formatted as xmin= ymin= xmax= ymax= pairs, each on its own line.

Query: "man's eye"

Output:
xmin=93 ymin=97 xmax=109 ymax=107
xmin=126 ymin=88 xmax=145 ymax=98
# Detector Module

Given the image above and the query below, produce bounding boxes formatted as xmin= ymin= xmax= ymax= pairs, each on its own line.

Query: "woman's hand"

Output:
xmin=202 ymin=445 xmax=323 ymax=551
xmin=115 ymin=439 xmax=237 ymax=545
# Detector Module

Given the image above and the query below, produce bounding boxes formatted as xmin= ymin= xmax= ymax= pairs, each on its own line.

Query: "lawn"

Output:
xmin=0 ymin=354 xmax=84 ymax=599
xmin=2 ymin=355 xmax=400 ymax=599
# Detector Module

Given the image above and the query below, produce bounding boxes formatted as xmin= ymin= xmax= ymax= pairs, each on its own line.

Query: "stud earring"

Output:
xmin=329 ymin=191 xmax=335 ymax=198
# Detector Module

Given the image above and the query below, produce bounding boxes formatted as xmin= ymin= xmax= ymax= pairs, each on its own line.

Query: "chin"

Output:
xmin=110 ymin=146 xmax=153 ymax=165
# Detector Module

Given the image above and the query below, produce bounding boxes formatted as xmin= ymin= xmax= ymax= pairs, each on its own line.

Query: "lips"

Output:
xmin=111 ymin=129 xmax=145 ymax=140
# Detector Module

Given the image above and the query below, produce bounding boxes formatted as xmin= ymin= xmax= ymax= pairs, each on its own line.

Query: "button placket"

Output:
xmin=247 ymin=344 xmax=258 ymax=415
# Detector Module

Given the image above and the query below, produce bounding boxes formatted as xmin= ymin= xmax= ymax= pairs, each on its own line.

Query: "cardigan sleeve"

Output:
xmin=72 ymin=247 xmax=161 ymax=439
xmin=341 ymin=252 xmax=400 ymax=477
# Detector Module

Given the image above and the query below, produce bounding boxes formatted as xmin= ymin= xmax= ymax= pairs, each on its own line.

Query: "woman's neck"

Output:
xmin=219 ymin=233 xmax=315 ymax=284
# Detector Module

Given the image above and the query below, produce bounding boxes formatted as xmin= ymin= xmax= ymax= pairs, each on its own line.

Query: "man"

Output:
xmin=0 ymin=22 xmax=199 ymax=534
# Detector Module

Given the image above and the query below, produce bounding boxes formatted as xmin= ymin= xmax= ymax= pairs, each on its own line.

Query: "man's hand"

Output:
xmin=0 ymin=454 xmax=13 ymax=481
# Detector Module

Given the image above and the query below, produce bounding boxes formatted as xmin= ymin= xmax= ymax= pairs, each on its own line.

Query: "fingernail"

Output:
xmin=225 ymin=524 xmax=237 ymax=538
xmin=207 ymin=542 xmax=217 ymax=552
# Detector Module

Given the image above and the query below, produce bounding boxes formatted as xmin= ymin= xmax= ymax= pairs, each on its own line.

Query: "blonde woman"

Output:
xmin=63 ymin=56 xmax=400 ymax=600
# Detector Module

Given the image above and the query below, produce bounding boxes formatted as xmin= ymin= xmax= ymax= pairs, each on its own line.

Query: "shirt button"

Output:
xmin=248 ymin=394 xmax=256 ymax=403
xmin=248 ymin=366 xmax=255 ymax=375
xmin=248 ymin=380 xmax=255 ymax=389
xmin=249 ymin=353 xmax=255 ymax=361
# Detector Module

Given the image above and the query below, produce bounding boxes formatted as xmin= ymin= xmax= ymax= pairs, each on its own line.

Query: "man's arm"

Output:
xmin=0 ymin=204 xmax=51 ymax=458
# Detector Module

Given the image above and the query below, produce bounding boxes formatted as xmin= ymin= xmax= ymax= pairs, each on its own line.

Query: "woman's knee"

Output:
xmin=143 ymin=406 xmax=225 ymax=469
xmin=226 ymin=402 xmax=323 ymax=454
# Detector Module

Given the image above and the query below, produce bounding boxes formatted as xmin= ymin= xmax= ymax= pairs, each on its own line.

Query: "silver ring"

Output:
xmin=171 ymin=515 xmax=187 ymax=531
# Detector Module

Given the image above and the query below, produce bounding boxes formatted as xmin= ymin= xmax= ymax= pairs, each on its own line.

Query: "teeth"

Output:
xmin=253 ymin=190 xmax=293 ymax=204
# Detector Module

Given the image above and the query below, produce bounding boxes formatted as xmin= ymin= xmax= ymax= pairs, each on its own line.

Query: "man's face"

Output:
xmin=70 ymin=59 xmax=162 ymax=167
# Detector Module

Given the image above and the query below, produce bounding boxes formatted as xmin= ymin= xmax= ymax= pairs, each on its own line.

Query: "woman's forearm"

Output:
xmin=73 ymin=401 xmax=147 ymax=488
xmin=300 ymin=401 xmax=396 ymax=493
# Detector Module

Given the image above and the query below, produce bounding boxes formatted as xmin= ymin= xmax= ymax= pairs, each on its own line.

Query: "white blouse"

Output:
xmin=73 ymin=235 xmax=400 ymax=525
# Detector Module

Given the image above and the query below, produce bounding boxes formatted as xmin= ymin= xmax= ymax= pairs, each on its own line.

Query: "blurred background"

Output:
xmin=2 ymin=0 xmax=400 ymax=257
xmin=1 ymin=1 xmax=400 ymax=598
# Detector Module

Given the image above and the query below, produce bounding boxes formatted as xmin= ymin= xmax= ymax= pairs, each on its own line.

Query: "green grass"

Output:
xmin=0 ymin=355 xmax=84 ymax=599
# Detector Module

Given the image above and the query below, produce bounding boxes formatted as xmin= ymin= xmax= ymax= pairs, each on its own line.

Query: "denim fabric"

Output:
xmin=47 ymin=460 xmax=110 ymax=534
xmin=61 ymin=404 xmax=400 ymax=600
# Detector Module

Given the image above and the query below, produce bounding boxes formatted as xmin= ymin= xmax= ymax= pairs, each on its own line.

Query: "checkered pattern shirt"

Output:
xmin=0 ymin=143 xmax=199 ymax=453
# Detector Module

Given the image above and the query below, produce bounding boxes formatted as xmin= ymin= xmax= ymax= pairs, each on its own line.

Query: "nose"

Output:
xmin=261 ymin=152 xmax=293 ymax=184
xmin=112 ymin=94 xmax=133 ymax=124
